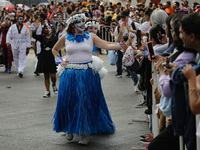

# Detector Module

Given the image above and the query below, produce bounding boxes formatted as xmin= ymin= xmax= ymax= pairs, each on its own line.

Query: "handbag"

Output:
xmin=122 ymin=46 xmax=139 ymax=71
xmin=127 ymin=57 xmax=139 ymax=71
xmin=108 ymin=50 xmax=118 ymax=65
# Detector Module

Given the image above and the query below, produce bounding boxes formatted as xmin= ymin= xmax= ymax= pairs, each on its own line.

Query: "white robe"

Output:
xmin=6 ymin=24 xmax=31 ymax=73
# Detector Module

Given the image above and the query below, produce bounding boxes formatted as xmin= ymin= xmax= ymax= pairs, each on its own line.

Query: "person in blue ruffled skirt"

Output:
xmin=52 ymin=13 xmax=125 ymax=145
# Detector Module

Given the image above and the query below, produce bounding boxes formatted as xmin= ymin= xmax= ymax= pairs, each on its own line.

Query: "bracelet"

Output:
xmin=189 ymin=88 xmax=197 ymax=96
xmin=115 ymin=42 xmax=122 ymax=46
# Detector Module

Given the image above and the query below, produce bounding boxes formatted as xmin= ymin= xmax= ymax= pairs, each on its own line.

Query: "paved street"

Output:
xmin=0 ymin=51 xmax=149 ymax=150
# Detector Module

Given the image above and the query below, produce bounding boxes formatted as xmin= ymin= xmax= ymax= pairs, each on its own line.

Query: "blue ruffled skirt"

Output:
xmin=52 ymin=62 xmax=115 ymax=135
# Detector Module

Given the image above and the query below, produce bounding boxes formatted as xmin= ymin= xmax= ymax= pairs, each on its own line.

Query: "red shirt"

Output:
xmin=0 ymin=25 xmax=10 ymax=46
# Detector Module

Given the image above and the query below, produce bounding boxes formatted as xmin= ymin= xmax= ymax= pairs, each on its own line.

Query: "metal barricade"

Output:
xmin=100 ymin=26 xmax=114 ymax=42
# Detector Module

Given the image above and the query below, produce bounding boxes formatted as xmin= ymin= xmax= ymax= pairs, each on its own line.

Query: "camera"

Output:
xmin=123 ymin=35 xmax=128 ymax=42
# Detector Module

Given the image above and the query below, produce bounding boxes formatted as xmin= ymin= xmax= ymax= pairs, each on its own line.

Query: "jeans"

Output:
xmin=129 ymin=70 xmax=138 ymax=86
xmin=116 ymin=50 xmax=123 ymax=75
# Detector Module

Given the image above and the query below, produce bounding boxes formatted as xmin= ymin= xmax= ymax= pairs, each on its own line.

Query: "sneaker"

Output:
xmin=66 ymin=134 xmax=73 ymax=141
xmin=134 ymin=86 xmax=141 ymax=94
xmin=43 ymin=91 xmax=50 ymax=98
xmin=115 ymin=74 xmax=122 ymax=78
xmin=139 ymin=135 xmax=147 ymax=140
xmin=78 ymin=135 xmax=90 ymax=145
xmin=135 ymin=100 xmax=147 ymax=108
xmin=7 ymin=69 xmax=11 ymax=74
xmin=144 ymin=109 xmax=152 ymax=115
xmin=140 ymin=138 xmax=152 ymax=145
xmin=18 ymin=72 xmax=23 ymax=78
xmin=52 ymin=85 xmax=58 ymax=94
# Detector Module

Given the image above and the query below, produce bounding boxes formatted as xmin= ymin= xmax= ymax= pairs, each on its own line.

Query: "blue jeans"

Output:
xmin=129 ymin=70 xmax=138 ymax=86
xmin=116 ymin=50 xmax=123 ymax=75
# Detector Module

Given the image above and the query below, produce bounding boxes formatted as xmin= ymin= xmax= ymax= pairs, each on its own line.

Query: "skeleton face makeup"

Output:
xmin=74 ymin=20 xmax=84 ymax=32
xmin=47 ymin=25 xmax=52 ymax=34
xmin=93 ymin=27 xmax=98 ymax=34
xmin=18 ymin=16 xmax=23 ymax=25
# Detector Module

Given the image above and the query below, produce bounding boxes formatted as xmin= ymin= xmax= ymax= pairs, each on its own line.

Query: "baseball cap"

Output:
xmin=194 ymin=8 xmax=200 ymax=13
xmin=120 ymin=10 xmax=129 ymax=17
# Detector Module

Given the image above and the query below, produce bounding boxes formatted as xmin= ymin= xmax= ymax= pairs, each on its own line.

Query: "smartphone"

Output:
xmin=136 ymin=30 xmax=141 ymax=47
xmin=147 ymin=41 xmax=155 ymax=61
xmin=162 ymin=58 xmax=172 ymax=69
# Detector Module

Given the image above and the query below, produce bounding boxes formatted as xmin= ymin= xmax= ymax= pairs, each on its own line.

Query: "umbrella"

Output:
xmin=37 ymin=3 xmax=49 ymax=7
xmin=3 ymin=5 xmax=15 ymax=12
xmin=0 ymin=0 xmax=13 ymax=10
xmin=16 ymin=4 xmax=30 ymax=10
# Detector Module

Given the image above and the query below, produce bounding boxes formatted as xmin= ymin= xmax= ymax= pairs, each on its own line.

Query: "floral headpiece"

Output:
xmin=85 ymin=20 xmax=100 ymax=30
xmin=66 ymin=14 xmax=86 ymax=25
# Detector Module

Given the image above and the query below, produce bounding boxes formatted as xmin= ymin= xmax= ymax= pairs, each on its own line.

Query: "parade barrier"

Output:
xmin=100 ymin=26 xmax=114 ymax=42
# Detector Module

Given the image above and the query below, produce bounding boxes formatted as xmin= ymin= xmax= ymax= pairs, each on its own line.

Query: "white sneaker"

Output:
xmin=66 ymin=134 xmax=73 ymax=141
xmin=52 ymin=85 xmax=58 ymax=94
xmin=43 ymin=91 xmax=50 ymax=98
xmin=134 ymin=86 xmax=141 ymax=94
xmin=78 ymin=135 xmax=90 ymax=145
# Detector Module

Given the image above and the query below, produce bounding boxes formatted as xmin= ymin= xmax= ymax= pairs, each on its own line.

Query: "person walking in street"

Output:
xmin=52 ymin=13 xmax=124 ymax=145
xmin=32 ymin=22 xmax=58 ymax=98
xmin=6 ymin=15 xmax=31 ymax=78
xmin=0 ymin=16 xmax=12 ymax=73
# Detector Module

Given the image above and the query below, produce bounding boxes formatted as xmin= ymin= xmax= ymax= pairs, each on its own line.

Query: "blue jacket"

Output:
xmin=170 ymin=62 xmax=200 ymax=150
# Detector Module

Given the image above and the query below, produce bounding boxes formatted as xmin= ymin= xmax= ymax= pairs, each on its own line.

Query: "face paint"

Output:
xmin=93 ymin=27 xmax=98 ymax=34
xmin=47 ymin=25 xmax=52 ymax=34
xmin=75 ymin=21 xmax=84 ymax=32
xmin=18 ymin=17 xmax=23 ymax=24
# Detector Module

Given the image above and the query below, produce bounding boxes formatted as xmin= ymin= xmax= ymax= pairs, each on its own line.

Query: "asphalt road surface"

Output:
xmin=0 ymin=51 xmax=149 ymax=150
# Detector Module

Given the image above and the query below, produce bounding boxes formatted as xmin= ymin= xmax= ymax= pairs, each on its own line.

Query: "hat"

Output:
xmin=11 ymin=12 xmax=15 ymax=16
xmin=94 ymin=10 xmax=101 ymax=15
xmin=112 ymin=3 xmax=117 ymax=6
xmin=130 ymin=5 xmax=133 ymax=9
xmin=194 ymin=8 xmax=200 ymax=13
xmin=86 ymin=4 xmax=91 ymax=7
xmin=137 ymin=3 xmax=144 ymax=6
xmin=82 ymin=1 xmax=87 ymax=5
xmin=82 ymin=7 xmax=88 ymax=12
xmin=104 ymin=11 xmax=112 ymax=17
xmin=120 ymin=10 xmax=129 ymax=17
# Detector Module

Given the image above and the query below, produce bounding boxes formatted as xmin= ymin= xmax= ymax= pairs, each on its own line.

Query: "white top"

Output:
xmin=65 ymin=33 xmax=93 ymax=63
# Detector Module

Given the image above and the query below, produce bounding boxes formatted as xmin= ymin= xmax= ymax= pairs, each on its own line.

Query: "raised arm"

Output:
xmin=91 ymin=33 xmax=122 ymax=50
